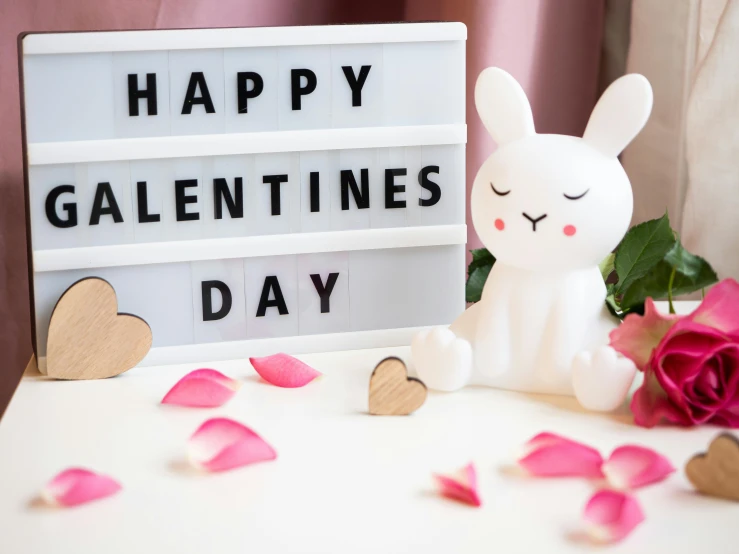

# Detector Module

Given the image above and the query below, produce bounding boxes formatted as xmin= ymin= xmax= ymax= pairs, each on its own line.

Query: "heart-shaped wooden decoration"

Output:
xmin=368 ymin=357 xmax=427 ymax=415
xmin=46 ymin=277 xmax=152 ymax=380
xmin=685 ymin=433 xmax=739 ymax=502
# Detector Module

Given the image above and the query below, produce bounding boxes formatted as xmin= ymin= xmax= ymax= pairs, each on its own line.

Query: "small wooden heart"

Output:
xmin=685 ymin=433 xmax=739 ymax=502
xmin=46 ymin=277 xmax=152 ymax=380
xmin=368 ymin=357 xmax=427 ymax=415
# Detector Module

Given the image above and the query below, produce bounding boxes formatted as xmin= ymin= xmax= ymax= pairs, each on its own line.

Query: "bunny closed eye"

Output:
xmin=563 ymin=189 xmax=589 ymax=200
xmin=490 ymin=182 xmax=511 ymax=196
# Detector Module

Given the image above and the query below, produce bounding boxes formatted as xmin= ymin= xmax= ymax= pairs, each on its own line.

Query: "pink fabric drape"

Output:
xmin=0 ymin=0 xmax=603 ymax=415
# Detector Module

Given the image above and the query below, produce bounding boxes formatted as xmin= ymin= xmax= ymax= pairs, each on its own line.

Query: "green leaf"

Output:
xmin=664 ymin=240 xmax=717 ymax=282
xmin=468 ymin=248 xmax=495 ymax=275
xmin=599 ymin=253 xmax=615 ymax=282
xmin=618 ymin=241 xmax=718 ymax=310
xmin=618 ymin=263 xmax=671 ymax=309
xmin=614 ymin=213 xmax=676 ymax=295
xmin=466 ymin=248 xmax=495 ymax=303
xmin=471 ymin=247 xmax=493 ymax=263
xmin=466 ymin=264 xmax=492 ymax=303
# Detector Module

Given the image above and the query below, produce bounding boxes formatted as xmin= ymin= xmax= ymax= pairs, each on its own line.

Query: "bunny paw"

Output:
xmin=572 ymin=346 xmax=636 ymax=412
xmin=411 ymin=327 xmax=473 ymax=391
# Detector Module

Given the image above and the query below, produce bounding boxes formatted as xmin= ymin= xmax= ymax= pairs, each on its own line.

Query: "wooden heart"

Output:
xmin=686 ymin=433 xmax=739 ymax=502
xmin=46 ymin=278 xmax=152 ymax=380
xmin=368 ymin=357 xmax=427 ymax=415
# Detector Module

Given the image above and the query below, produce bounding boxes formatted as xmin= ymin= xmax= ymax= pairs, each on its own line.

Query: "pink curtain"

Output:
xmin=0 ymin=0 xmax=604 ymax=415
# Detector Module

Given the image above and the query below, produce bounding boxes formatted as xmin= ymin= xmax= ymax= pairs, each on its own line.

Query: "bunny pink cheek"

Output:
xmin=495 ymin=219 xmax=505 ymax=231
xmin=563 ymin=225 xmax=577 ymax=237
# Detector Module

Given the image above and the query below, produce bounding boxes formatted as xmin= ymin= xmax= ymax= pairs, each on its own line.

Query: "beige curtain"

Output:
xmin=622 ymin=0 xmax=739 ymax=279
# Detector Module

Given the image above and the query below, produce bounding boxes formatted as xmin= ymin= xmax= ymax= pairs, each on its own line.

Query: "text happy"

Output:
xmin=129 ymin=66 xmax=372 ymax=116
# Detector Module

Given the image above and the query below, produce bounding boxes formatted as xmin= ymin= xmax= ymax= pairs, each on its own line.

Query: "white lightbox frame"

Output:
xmin=19 ymin=23 xmax=468 ymax=371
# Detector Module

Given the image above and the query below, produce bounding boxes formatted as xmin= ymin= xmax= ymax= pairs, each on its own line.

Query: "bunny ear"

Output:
xmin=583 ymin=74 xmax=653 ymax=157
xmin=475 ymin=67 xmax=535 ymax=146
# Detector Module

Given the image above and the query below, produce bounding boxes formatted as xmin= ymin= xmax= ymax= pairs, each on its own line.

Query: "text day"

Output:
xmin=202 ymin=272 xmax=335 ymax=322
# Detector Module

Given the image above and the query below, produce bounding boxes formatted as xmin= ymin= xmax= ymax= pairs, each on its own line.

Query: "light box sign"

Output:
xmin=20 ymin=23 xmax=467 ymax=371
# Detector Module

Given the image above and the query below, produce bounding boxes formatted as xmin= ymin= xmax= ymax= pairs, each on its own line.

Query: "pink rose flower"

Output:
xmin=610 ymin=279 xmax=739 ymax=428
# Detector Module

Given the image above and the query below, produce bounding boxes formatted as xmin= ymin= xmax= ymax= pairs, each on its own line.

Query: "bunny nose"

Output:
xmin=522 ymin=212 xmax=547 ymax=231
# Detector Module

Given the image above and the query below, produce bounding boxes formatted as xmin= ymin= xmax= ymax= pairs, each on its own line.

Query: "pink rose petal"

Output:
xmin=433 ymin=463 xmax=482 ymax=507
xmin=249 ymin=353 xmax=321 ymax=388
xmin=188 ymin=417 xmax=277 ymax=472
xmin=610 ymin=298 xmax=680 ymax=370
xmin=688 ymin=278 xmax=739 ymax=334
xmin=630 ymin=370 xmax=681 ymax=428
xmin=162 ymin=369 xmax=241 ymax=408
xmin=41 ymin=468 xmax=121 ymax=507
xmin=602 ymin=445 xmax=675 ymax=490
xmin=518 ymin=432 xmax=605 ymax=478
xmin=583 ymin=490 xmax=644 ymax=543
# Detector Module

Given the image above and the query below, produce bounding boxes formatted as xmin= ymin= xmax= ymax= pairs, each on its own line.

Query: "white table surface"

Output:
xmin=2 ymin=306 xmax=738 ymax=553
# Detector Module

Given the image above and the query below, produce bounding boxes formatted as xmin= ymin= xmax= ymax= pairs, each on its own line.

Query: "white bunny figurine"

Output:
xmin=412 ymin=67 xmax=653 ymax=411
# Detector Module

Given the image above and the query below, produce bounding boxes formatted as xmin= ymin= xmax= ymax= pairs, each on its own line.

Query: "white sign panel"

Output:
xmin=20 ymin=23 xmax=467 ymax=371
